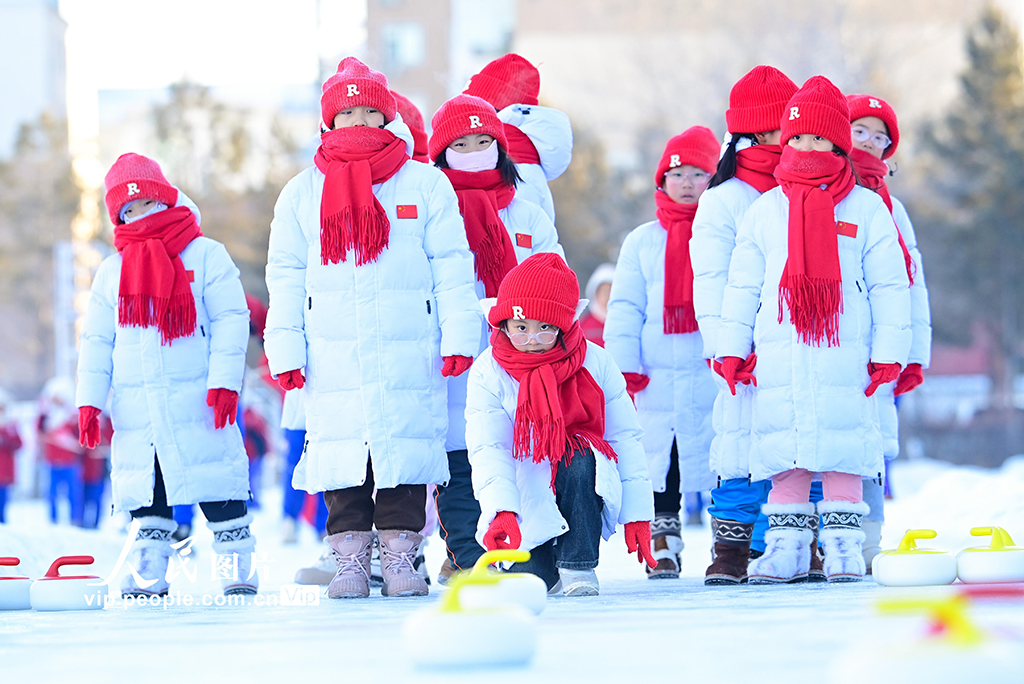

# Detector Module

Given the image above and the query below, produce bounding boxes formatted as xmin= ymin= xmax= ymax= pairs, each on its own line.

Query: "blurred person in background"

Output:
xmin=77 ymin=411 xmax=111 ymax=529
xmin=580 ymin=263 xmax=614 ymax=347
xmin=0 ymin=391 xmax=23 ymax=523
xmin=38 ymin=376 xmax=83 ymax=525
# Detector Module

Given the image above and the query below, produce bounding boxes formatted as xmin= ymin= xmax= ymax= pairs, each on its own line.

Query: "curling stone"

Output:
xmin=30 ymin=556 xmax=107 ymax=611
xmin=0 ymin=557 xmax=32 ymax=610
xmin=873 ymin=530 xmax=957 ymax=587
xmin=403 ymin=549 xmax=537 ymax=669
xmin=957 ymin=527 xmax=1024 ymax=584
xmin=456 ymin=550 xmax=548 ymax=616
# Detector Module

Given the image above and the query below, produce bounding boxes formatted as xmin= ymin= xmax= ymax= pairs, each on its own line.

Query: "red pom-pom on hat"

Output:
xmin=726 ymin=65 xmax=799 ymax=135
xmin=428 ymin=94 xmax=507 ymax=163
xmin=464 ymin=53 xmax=540 ymax=111
xmin=103 ymin=153 xmax=178 ymax=225
xmin=780 ymin=75 xmax=852 ymax=154
xmin=321 ymin=57 xmax=397 ymax=128
xmin=847 ymin=93 xmax=900 ymax=159
xmin=654 ymin=126 xmax=719 ymax=187
xmin=488 ymin=253 xmax=579 ymax=332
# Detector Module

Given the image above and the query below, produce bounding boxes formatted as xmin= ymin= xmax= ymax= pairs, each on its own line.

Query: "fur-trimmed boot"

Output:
xmin=646 ymin=513 xmax=683 ymax=579
xmin=862 ymin=519 xmax=883 ymax=574
xmin=121 ymin=516 xmax=178 ymax=598
xmin=705 ymin=518 xmax=754 ymax=585
xmin=208 ymin=513 xmax=258 ymax=595
xmin=818 ymin=501 xmax=870 ymax=582
xmin=747 ymin=503 xmax=815 ymax=584
xmin=378 ymin=530 xmax=428 ymax=597
xmin=325 ymin=531 xmax=375 ymax=599
xmin=807 ymin=511 xmax=826 ymax=583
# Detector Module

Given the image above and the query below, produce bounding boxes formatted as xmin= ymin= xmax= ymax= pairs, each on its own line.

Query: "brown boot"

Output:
xmin=646 ymin=535 xmax=682 ymax=579
xmin=378 ymin=530 xmax=429 ymax=597
xmin=807 ymin=512 xmax=827 ymax=583
xmin=705 ymin=518 xmax=755 ymax=585
xmin=436 ymin=558 xmax=459 ymax=586
xmin=325 ymin=531 xmax=375 ymax=599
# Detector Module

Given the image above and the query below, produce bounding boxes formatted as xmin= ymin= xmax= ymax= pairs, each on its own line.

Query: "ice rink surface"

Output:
xmin=2 ymin=457 xmax=1023 ymax=683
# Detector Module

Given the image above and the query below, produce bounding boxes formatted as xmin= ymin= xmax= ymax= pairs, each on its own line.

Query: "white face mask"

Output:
xmin=121 ymin=201 xmax=168 ymax=224
xmin=445 ymin=142 xmax=499 ymax=172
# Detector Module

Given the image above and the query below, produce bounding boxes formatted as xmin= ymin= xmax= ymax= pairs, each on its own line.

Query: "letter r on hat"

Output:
xmin=789 ymin=106 xmax=800 ymax=120
xmin=869 ymin=98 xmax=881 ymax=108
xmin=469 ymin=115 xmax=482 ymax=129
xmin=346 ymin=84 xmax=360 ymax=97
xmin=126 ymin=182 xmax=140 ymax=196
xmin=511 ymin=306 xmax=525 ymax=321
xmin=669 ymin=154 xmax=681 ymax=168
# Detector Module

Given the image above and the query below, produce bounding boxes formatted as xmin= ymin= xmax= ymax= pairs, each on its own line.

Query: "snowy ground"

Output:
xmin=2 ymin=457 xmax=1024 ymax=683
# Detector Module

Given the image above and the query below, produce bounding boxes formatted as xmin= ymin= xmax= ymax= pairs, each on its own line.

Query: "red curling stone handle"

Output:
xmin=0 ymin=557 xmax=21 ymax=567
xmin=44 ymin=555 xmax=96 ymax=578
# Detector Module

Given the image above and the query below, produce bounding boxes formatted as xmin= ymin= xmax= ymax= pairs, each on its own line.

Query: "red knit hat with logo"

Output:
xmin=780 ymin=76 xmax=852 ymax=154
xmin=654 ymin=126 xmax=719 ymax=187
xmin=726 ymin=65 xmax=799 ymax=134
xmin=464 ymin=54 xmax=540 ymax=111
xmin=321 ymin=57 xmax=397 ymax=128
xmin=847 ymin=93 xmax=900 ymax=159
xmin=488 ymin=253 xmax=579 ymax=332
xmin=428 ymin=94 xmax=507 ymax=162
xmin=391 ymin=90 xmax=429 ymax=162
xmin=103 ymin=153 xmax=178 ymax=225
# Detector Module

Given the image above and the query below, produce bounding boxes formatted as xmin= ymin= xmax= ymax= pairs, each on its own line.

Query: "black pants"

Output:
xmin=435 ymin=449 xmax=486 ymax=569
xmin=130 ymin=457 xmax=247 ymax=523
xmin=324 ymin=459 xmax=426 ymax=534
xmin=653 ymin=439 xmax=681 ymax=517
xmin=509 ymin=448 xmax=603 ymax=591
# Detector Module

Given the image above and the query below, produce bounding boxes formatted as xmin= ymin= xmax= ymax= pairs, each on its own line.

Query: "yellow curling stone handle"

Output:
xmin=964 ymin=526 xmax=1020 ymax=552
xmin=439 ymin=549 xmax=532 ymax=613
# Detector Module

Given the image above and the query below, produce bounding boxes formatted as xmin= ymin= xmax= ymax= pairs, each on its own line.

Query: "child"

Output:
xmin=580 ymin=263 xmax=615 ymax=347
xmin=264 ymin=58 xmax=482 ymax=599
xmin=464 ymin=54 xmax=573 ymax=223
xmin=428 ymin=93 xmax=564 ymax=582
xmin=0 ymin=394 xmax=22 ymax=523
xmin=466 ymin=253 xmax=655 ymax=596
xmin=39 ymin=377 xmax=83 ymax=525
xmin=846 ymin=92 xmax=931 ymax=570
xmin=77 ymin=153 xmax=256 ymax=596
xmin=716 ymin=76 xmax=911 ymax=583
xmin=690 ymin=65 xmax=799 ymax=584
xmin=604 ymin=126 xmax=721 ymax=579
xmin=391 ymin=90 xmax=429 ymax=163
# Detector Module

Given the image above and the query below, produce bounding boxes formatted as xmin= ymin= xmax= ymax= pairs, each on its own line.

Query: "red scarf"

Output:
xmin=655 ymin=190 xmax=699 ymax=334
xmin=113 ymin=205 xmax=202 ymax=345
xmin=504 ymin=124 xmax=541 ymax=165
xmin=734 ymin=144 xmax=783 ymax=193
xmin=773 ymin=147 xmax=856 ymax=347
xmin=313 ymin=127 xmax=409 ymax=266
xmin=442 ymin=168 xmax=518 ymax=297
xmin=850 ymin=148 xmax=915 ymax=285
xmin=491 ymin=323 xmax=616 ymax=489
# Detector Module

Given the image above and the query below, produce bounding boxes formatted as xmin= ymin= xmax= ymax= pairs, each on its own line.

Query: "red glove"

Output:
xmin=482 ymin=511 xmax=522 ymax=551
xmin=441 ymin=355 xmax=473 ymax=378
xmin=277 ymin=369 xmax=305 ymax=391
xmin=715 ymin=354 xmax=758 ymax=395
xmin=78 ymin=406 xmax=101 ymax=449
xmin=865 ymin=362 xmax=902 ymax=397
xmin=623 ymin=372 xmax=650 ymax=402
xmin=206 ymin=389 xmax=239 ymax=429
xmin=894 ymin=363 xmax=924 ymax=396
xmin=623 ymin=521 xmax=657 ymax=569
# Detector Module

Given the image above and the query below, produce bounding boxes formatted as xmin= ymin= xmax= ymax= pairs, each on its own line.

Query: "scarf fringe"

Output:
xmin=118 ymin=293 xmax=197 ymax=345
xmin=475 ymin=220 xmax=513 ymax=297
xmin=663 ymin=304 xmax=699 ymax=335
xmin=320 ymin=206 xmax=390 ymax=266
xmin=779 ymin=276 xmax=843 ymax=347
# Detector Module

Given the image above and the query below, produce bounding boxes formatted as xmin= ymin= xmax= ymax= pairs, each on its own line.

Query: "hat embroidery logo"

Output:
xmin=126 ymin=182 xmax=140 ymax=196
xmin=511 ymin=306 xmax=525 ymax=321
xmin=789 ymin=106 xmax=800 ymax=120
xmin=869 ymin=98 xmax=882 ymax=109
xmin=669 ymin=154 xmax=681 ymax=168
xmin=469 ymin=115 xmax=482 ymax=129
xmin=346 ymin=84 xmax=360 ymax=97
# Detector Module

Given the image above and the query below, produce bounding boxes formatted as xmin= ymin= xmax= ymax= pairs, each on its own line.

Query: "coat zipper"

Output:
xmin=426 ymin=300 xmax=431 ymax=314
xmin=308 ymin=296 xmax=312 ymax=310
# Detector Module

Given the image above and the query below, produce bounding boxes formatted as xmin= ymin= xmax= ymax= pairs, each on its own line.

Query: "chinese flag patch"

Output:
xmin=515 ymin=233 xmax=532 ymax=248
xmin=836 ymin=221 xmax=858 ymax=238
xmin=396 ymin=204 xmax=418 ymax=219
xmin=186 ymin=270 xmax=195 ymax=283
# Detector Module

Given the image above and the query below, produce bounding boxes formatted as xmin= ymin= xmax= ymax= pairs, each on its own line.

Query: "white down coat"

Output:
xmin=717 ymin=185 xmax=912 ymax=481
xmin=466 ymin=343 xmax=654 ymax=553
xmin=691 ymin=177 xmax=763 ymax=480
xmin=498 ymin=104 xmax=574 ymax=223
xmin=264 ymin=121 xmax=483 ymax=493
xmin=604 ymin=220 xmax=718 ymax=495
xmin=76 ymin=191 xmax=250 ymax=513
xmin=445 ymin=197 xmax=564 ymax=452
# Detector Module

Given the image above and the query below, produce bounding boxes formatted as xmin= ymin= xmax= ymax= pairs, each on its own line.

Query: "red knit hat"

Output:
xmin=488 ymin=253 xmax=579 ymax=332
xmin=391 ymin=90 xmax=428 ymax=162
xmin=321 ymin=57 xmax=397 ymax=128
xmin=428 ymin=94 xmax=507 ymax=163
xmin=847 ymin=93 xmax=900 ymax=159
xmin=464 ymin=54 xmax=540 ymax=111
xmin=654 ymin=126 xmax=719 ymax=187
xmin=780 ymin=76 xmax=852 ymax=154
xmin=103 ymin=153 xmax=178 ymax=225
xmin=726 ymin=65 xmax=799 ymax=134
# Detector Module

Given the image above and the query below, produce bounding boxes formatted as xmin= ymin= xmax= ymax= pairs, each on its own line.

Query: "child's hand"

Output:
xmin=78 ymin=406 xmax=101 ymax=449
xmin=277 ymin=369 xmax=305 ymax=391
xmin=441 ymin=355 xmax=473 ymax=378
xmin=483 ymin=511 xmax=521 ymax=551
xmin=893 ymin=363 xmax=924 ymax=396
xmin=864 ymin=362 xmax=901 ymax=397
xmin=623 ymin=521 xmax=657 ymax=569
xmin=622 ymin=372 xmax=650 ymax=403
xmin=714 ymin=356 xmax=756 ymax=395
xmin=206 ymin=389 xmax=239 ymax=429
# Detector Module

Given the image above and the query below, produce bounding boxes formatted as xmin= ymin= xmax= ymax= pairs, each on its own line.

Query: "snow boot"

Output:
xmin=747 ymin=503 xmax=815 ymax=584
xmin=325 ymin=530 xmax=375 ymax=599
xmin=807 ymin=512 xmax=827 ymax=583
xmin=437 ymin=558 xmax=459 ymax=586
xmin=209 ymin=513 xmax=258 ymax=595
xmin=647 ymin=513 xmax=682 ymax=579
xmin=121 ymin=516 xmax=177 ymax=598
xmin=559 ymin=568 xmax=599 ymax=596
xmin=294 ymin=541 xmax=338 ymax=586
xmin=862 ymin=519 xmax=883 ymax=574
xmin=705 ymin=518 xmax=754 ymax=585
xmin=378 ymin=530 xmax=428 ymax=597
xmin=818 ymin=501 xmax=869 ymax=582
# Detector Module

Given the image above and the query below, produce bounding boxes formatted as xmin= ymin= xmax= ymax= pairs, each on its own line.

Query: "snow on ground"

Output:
xmin=2 ymin=457 xmax=1023 ymax=683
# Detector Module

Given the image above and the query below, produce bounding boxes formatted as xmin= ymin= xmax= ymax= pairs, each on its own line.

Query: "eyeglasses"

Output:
xmin=504 ymin=329 xmax=558 ymax=346
xmin=851 ymin=126 xmax=892 ymax=150
xmin=665 ymin=169 xmax=711 ymax=184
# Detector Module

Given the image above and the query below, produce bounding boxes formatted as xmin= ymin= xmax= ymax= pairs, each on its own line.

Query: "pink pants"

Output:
xmin=767 ymin=468 xmax=863 ymax=504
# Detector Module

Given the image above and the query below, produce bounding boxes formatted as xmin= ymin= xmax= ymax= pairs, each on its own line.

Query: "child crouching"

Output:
xmin=465 ymin=253 xmax=655 ymax=596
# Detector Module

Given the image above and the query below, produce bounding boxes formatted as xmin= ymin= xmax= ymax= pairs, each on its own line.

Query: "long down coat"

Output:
xmin=498 ymin=104 xmax=573 ymax=223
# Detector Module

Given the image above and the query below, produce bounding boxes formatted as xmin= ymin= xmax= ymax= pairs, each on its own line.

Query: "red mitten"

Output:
xmin=623 ymin=372 xmax=650 ymax=402
xmin=78 ymin=406 xmax=101 ymax=449
xmin=623 ymin=521 xmax=657 ymax=569
xmin=715 ymin=356 xmax=744 ymax=395
xmin=482 ymin=511 xmax=522 ymax=551
xmin=865 ymin=362 xmax=902 ymax=397
xmin=894 ymin=363 xmax=924 ymax=396
xmin=441 ymin=355 xmax=474 ymax=378
xmin=277 ymin=369 xmax=305 ymax=391
xmin=206 ymin=389 xmax=239 ymax=429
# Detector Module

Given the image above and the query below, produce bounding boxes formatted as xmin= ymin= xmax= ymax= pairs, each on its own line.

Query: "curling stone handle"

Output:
xmin=0 ymin=557 xmax=21 ymax=567
xmin=43 ymin=555 xmax=95 ymax=578
xmin=877 ymin=595 xmax=983 ymax=646
xmin=969 ymin=526 xmax=1017 ymax=550
xmin=959 ymin=585 xmax=1024 ymax=601
xmin=472 ymin=550 xmax=532 ymax=575
xmin=896 ymin=529 xmax=938 ymax=552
